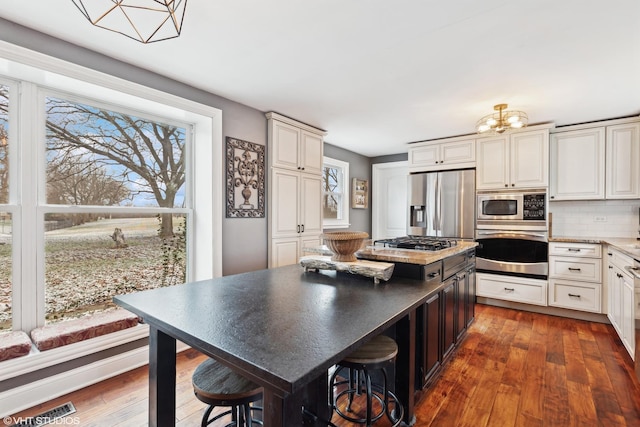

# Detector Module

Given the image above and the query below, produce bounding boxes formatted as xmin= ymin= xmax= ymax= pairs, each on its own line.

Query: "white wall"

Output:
xmin=549 ymin=200 xmax=640 ymax=238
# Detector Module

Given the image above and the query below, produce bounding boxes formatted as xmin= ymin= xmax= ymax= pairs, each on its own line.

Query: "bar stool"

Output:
xmin=192 ymin=358 xmax=263 ymax=426
xmin=329 ymin=334 xmax=404 ymax=426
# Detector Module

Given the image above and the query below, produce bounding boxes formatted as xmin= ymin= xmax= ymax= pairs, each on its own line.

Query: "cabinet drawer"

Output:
xmin=477 ymin=273 xmax=547 ymax=306
xmin=549 ymin=242 xmax=601 ymax=258
xmin=549 ymin=256 xmax=601 ymax=282
xmin=549 ymin=279 xmax=601 ymax=313
xmin=607 ymin=247 xmax=634 ymax=271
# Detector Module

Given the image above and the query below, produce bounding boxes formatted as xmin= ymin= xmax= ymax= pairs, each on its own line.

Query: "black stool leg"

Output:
xmin=201 ymin=405 xmax=214 ymax=427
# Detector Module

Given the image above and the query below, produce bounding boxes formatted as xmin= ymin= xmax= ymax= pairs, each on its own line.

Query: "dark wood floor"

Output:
xmin=9 ymin=304 xmax=640 ymax=426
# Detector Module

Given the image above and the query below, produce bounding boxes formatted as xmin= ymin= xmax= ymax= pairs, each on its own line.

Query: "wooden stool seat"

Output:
xmin=192 ymin=358 xmax=263 ymax=426
xmin=342 ymin=335 xmax=398 ymax=365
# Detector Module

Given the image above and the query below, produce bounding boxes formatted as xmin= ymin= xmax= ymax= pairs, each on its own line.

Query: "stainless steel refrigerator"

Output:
xmin=407 ymin=169 xmax=475 ymax=239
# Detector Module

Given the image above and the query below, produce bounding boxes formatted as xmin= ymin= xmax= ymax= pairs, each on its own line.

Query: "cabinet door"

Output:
xmin=422 ymin=292 xmax=441 ymax=386
xmin=606 ymin=123 xmax=640 ymax=199
xmin=476 ymin=137 xmax=509 ymax=189
xmin=608 ymin=266 xmax=623 ymax=335
xmin=300 ymin=130 xmax=324 ymax=175
xmin=510 ymin=129 xmax=549 ymax=188
xmin=271 ymin=120 xmax=301 ymax=171
xmin=300 ymin=174 xmax=323 ymax=236
xmin=270 ymin=237 xmax=300 ymax=267
xmin=622 ymin=273 xmax=635 ymax=358
xmin=441 ymin=140 xmax=476 ymax=166
xmin=441 ymin=279 xmax=456 ymax=360
xmin=271 ymin=169 xmax=300 ymax=238
xmin=549 ymin=128 xmax=605 ymax=200
xmin=455 ymin=273 xmax=466 ymax=340
xmin=409 ymin=144 xmax=440 ymax=169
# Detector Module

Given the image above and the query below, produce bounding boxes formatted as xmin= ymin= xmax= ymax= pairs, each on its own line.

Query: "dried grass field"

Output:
xmin=0 ymin=217 xmax=186 ymax=330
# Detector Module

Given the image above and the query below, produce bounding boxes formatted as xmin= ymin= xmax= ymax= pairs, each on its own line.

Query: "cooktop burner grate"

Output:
xmin=373 ymin=236 xmax=458 ymax=251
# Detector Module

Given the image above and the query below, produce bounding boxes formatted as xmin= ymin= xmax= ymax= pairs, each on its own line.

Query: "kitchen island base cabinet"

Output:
xmin=416 ymin=250 xmax=476 ymax=390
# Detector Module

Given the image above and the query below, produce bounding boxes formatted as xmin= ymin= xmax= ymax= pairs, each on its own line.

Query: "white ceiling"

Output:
xmin=1 ymin=0 xmax=639 ymax=156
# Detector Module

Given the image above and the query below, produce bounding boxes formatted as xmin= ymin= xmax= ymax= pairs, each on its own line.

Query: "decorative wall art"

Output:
xmin=225 ymin=137 xmax=265 ymax=218
xmin=352 ymin=178 xmax=369 ymax=209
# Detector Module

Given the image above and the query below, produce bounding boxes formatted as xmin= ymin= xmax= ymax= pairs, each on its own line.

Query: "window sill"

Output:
xmin=0 ymin=323 xmax=149 ymax=382
xmin=323 ymin=223 xmax=351 ymax=230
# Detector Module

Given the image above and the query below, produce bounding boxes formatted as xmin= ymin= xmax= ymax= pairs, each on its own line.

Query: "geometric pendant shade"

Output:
xmin=70 ymin=0 xmax=188 ymax=44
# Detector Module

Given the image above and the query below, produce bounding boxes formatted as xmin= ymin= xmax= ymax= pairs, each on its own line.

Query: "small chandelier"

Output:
xmin=476 ymin=104 xmax=528 ymax=134
xmin=70 ymin=0 xmax=188 ymax=44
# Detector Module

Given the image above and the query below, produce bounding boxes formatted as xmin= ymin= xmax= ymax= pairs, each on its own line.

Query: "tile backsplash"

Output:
xmin=549 ymin=199 xmax=640 ymax=238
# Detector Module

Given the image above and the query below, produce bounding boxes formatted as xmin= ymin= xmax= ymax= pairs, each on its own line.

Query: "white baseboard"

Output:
xmin=0 ymin=341 xmax=191 ymax=417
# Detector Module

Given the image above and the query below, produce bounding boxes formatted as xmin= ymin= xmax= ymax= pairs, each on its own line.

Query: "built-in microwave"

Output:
xmin=476 ymin=189 xmax=547 ymax=231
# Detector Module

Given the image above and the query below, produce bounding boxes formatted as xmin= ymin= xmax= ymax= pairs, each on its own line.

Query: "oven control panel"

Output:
xmin=522 ymin=194 xmax=546 ymax=220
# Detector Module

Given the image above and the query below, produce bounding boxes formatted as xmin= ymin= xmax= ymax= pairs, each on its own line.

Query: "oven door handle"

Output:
xmin=476 ymin=230 xmax=548 ymax=241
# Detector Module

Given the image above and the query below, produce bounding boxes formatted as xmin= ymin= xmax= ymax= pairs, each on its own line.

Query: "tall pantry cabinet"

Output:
xmin=266 ymin=112 xmax=326 ymax=268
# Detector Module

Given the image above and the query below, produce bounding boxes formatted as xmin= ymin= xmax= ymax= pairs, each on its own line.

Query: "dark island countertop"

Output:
xmin=114 ymin=263 xmax=448 ymax=425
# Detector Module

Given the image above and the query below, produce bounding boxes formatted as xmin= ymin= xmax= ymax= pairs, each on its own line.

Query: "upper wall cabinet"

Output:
xmin=549 ymin=119 xmax=640 ymax=201
xmin=606 ymin=123 xmax=640 ymax=199
xmin=476 ymin=128 xmax=549 ymax=190
xmin=408 ymin=139 xmax=475 ymax=173
xmin=268 ymin=113 xmax=324 ymax=175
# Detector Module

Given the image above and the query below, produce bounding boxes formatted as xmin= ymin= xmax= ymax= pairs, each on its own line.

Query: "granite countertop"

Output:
xmin=550 ymin=236 xmax=640 ymax=260
xmin=304 ymin=240 xmax=478 ymax=265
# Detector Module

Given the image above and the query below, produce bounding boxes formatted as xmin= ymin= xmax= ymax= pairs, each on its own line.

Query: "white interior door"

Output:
xmin=372 ymin=161 xmax=408 ymax=240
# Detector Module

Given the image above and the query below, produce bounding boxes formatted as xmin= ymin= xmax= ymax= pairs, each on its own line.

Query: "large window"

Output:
xmin=322 ymin=156 xmax=349 ymax=228
xmin=41 ymin=95 xmax=189 ymax=324
xmin=0 ymin=46 xmax=221 ymax=336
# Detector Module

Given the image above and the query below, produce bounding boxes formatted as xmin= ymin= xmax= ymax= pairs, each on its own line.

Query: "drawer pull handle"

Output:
xmin=568 ymin=248 xmax=582 ymax=252
xmin=568 ymin=268 xmax=581 ymax=272
xmin=568 ymin=293 xmax=581 ymax=298
xmin=504 ymin=287 xmax=515 ymax=292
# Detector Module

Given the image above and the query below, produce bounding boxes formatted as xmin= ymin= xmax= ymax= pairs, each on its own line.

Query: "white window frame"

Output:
xmin=322 ymin=156 xmax=350 ymax=229
xmin=0 ymin=40 xmax=222 ymax=346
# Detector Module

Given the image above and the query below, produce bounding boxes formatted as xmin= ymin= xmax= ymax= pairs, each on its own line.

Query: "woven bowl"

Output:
xmin=322 ymin=231 xmax=369 ymax=262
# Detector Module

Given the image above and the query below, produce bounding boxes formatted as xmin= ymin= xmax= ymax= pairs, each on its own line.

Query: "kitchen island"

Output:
xmin=115 ymin=259 xmax=465 ymax=426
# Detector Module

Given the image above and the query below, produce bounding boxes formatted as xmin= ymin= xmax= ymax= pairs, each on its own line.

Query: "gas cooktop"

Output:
xmin=373 ymin=236 xmax=458 ymax=251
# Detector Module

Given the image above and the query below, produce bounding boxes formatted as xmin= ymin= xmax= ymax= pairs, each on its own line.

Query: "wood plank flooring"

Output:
xmin=8 ymin=303 xmax=640 ymax=426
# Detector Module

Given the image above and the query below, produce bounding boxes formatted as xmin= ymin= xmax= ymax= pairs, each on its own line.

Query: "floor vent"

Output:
xmin=10 ymin=402 xmax=76 ymax=426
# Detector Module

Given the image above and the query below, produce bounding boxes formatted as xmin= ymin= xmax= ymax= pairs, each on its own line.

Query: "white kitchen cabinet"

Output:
xmin=549 ymin=119 xmax=640 ymax=201
xmin=606 ymin=122 xmax=640 ymax=199
xmin=549 ymin=127 xmax=605 ymax=200
xmin=607 ymin=246 xmax=635 ymax=359
xmin=549 ymin=242 xmax=602 ymax=313
xmin=267 ymin=112 xmax=324 ymax=175
xmin=408 ymin=139 xmax=475 ymax=173
xmin=476 ymin=128 xmax=549 ymax=190
xmin=476 ymin=272 xmax=547 ymax=306
xmin=267 ymin=112 xmax=325 ymax=267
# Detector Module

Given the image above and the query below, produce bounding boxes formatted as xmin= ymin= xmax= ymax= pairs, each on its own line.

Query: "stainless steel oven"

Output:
xmin=475 ymin=230 xmax=548 ymax=280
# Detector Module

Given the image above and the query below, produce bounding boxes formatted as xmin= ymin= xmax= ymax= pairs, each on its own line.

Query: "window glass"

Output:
xmin=0 ymin=84 xmax=8 ymax=204
xmin=323 ymin=165 xmax=342 ymax=220
xmin=322 ymin=157 xmax=350 ymax=228
xmin=45 ymin=97 xmax=186 ymax=208
xmin=0 ymin=212 xmax=11 ymax=332
xmin=43 ymin=96 xmax=189 ymax=325
xmin=44 ymin=213 xmax=186 ymax=324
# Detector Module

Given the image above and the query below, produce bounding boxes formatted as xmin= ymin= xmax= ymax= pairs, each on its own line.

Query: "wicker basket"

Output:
xmin=322 ymin=231 xmax=369 ymax=262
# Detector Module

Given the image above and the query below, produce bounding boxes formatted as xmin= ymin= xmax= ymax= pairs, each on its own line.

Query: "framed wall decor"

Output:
xmin=225 ymin=136 xmax=265 ymax=218
xmin=352 ymin=178 xmax=368 ymax=209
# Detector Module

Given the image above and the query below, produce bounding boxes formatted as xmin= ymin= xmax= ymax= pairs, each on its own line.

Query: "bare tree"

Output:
xmin=45 ymin=97 xmax=186 ymax=237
